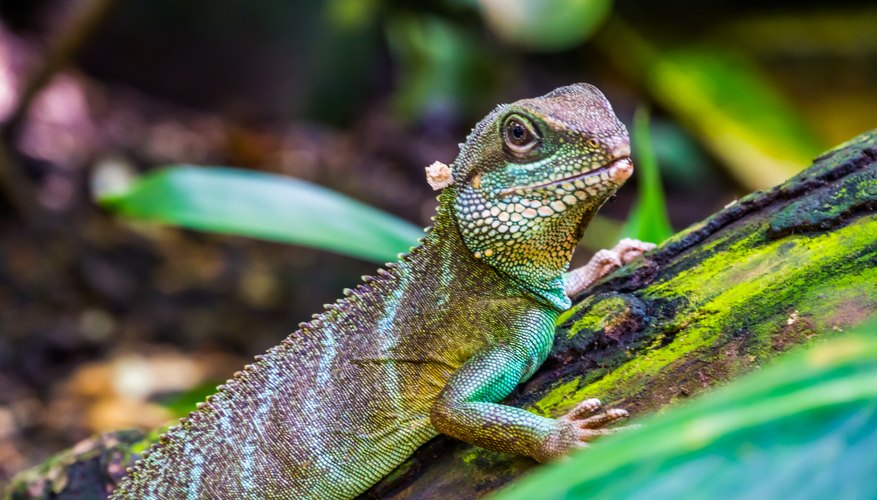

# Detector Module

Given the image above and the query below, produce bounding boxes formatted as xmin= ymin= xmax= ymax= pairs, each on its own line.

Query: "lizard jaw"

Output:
xmin=501 ymin=156 xmax=632 ymax=196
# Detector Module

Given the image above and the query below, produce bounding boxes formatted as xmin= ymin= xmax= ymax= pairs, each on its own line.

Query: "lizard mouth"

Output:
xmin=502 ymin=156 xmax=632 ymax=196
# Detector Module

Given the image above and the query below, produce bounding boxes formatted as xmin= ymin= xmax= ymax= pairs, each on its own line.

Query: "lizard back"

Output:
xmin=112 ymin=192 xmax=554 ymax=499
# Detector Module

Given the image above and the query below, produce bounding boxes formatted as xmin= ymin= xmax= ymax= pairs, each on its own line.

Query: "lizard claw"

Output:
xmin=569 ymin=405 xmax=631 ymax=445
xmin=534 ymin=398 xmax=632 ymax=462
xmin=560 ymin=399 xmax=629 ymax=433
xmin=577 ymin=408 xmax=629 ymax=429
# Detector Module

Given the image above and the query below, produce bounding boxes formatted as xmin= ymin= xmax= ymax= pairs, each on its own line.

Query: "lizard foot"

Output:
xmin=533 ymin=398 xmax=631 ymax=462
xmin=563 ymin=238 xmax=656 ymax=297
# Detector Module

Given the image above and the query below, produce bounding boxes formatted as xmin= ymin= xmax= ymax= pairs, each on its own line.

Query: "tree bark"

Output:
xmin=7 ymin=130 xmax=877 ymax=499
xmin=363 ymin=130 xmax=877 ymax=498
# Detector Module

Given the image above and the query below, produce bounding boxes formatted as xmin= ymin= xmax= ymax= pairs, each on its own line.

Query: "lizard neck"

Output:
xmin=440 ymin=188 xmax=572 ymax=311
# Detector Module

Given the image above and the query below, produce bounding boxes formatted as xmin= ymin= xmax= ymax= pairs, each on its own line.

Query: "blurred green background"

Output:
xmin=0 ymin=0 xmax=874 ymax=483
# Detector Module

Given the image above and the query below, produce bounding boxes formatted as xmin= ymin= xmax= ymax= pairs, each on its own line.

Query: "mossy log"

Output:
xmin=7 ymin=131 xmax=877 ymax=499
xmin=364 ymin=130 xmax=877 ymax=498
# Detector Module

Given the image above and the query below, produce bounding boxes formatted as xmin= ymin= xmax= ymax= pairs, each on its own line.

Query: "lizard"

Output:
xmin=111 ymin=83 xmax=655 ymax=499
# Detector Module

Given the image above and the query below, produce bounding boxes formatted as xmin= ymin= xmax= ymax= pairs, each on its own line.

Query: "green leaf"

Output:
xmin=493 ymin=320 xmax=877 ymax=500
xmin=385 ymin=14 xmax=503 ymax=122
xmin=477 ymin=0 xmax=613 ymax=51
xmin=98 ymin=166 xmax=424 ymax=263
xmin=622 ymin=106 xmax=673 ymax=244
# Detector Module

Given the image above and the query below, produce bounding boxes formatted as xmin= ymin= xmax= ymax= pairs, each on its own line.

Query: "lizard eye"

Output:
xmin=503 ymin=115 xmax=540 ymax=156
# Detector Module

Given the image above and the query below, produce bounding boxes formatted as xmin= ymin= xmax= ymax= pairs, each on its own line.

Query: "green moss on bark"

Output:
xmin=367 ymin=130 xmax=877 ymax=499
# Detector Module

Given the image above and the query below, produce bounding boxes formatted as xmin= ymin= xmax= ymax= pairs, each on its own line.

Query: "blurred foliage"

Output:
xmin=476 ymin=0 xmax=612 ymax=51
xmin=622 ymin=106 xmax=673 ymax=244
xmin=646 ymin=119 xmax=716 ymax=189
xmin=157 ymin=381 xmax=223 ymax=419
xmin=386 ymin=14 xmax=503 ymax=122
xmin=594 ymin=19 xmax=825 ymax=190
xmin=305 ymin=0 xmax=383 ymax=124
xmin=579 ymin=214 xmax=623 ymax=252
xmin=97 ymin=166 xmax=424 ymax=263
xmin=494 ymin=319 xmax=877 ymax=500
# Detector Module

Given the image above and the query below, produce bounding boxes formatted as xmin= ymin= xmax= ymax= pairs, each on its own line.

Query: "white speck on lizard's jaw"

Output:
xmin=425 ymin=161 xmax=454 ymax=190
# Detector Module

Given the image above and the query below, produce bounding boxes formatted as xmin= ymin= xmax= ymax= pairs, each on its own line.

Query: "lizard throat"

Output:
xmin=501 ymin=156 xmax=631 ymax=196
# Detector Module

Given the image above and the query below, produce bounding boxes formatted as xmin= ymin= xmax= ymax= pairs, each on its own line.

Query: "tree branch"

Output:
xmin=365 ymin=130 xmax=877 ymax=498
xmin=6 ymin=130 xmax=877 ymax=499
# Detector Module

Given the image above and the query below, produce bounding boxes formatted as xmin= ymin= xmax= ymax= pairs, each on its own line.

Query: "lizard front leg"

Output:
xmin=430 ymin=344 xmax=628 ymax=462
xmin=564 ymin=238 xmax=655 ymax=297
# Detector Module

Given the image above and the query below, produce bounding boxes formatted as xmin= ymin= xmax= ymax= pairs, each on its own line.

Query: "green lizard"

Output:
xmin=112 ymin=83 xmax=654 ymax=499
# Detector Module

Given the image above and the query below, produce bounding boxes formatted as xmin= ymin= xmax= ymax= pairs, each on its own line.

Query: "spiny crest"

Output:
xmin=453 ymin=102 xmax=510 ymax=184
xmin=116 ymin=194 xmax=456 ymax=494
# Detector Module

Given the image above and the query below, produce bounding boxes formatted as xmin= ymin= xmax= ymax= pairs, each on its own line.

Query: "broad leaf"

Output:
xmin=494 ymin=320 xmax=877 ymax=499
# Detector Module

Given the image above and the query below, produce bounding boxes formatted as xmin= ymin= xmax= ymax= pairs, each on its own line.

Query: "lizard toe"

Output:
xmin=578 ymin=408 xmax=629 ymax=429
xmin=564 ymin=398 xmax=602 ymax=420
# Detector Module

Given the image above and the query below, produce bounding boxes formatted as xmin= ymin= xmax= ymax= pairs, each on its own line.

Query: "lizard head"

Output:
xmin=450 ymin=83 xmax=631 ymax=305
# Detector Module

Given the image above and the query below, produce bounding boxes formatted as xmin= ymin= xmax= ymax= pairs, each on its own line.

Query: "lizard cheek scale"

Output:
xmin=112 ymin=83 xmax=648 ymax=499
xmin=454 ymin=83 xmax=633 ymax=309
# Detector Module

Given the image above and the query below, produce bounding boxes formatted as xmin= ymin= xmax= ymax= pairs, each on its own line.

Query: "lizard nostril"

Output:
xmin=611 ymin=143 xmax=631 ymax=158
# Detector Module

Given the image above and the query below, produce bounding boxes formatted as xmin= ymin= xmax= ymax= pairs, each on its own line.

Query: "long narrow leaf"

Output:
xmin=98 ymin=166 xmax=424 ymax=263
xmin=622 ymin=106 xmax=674 ymax=244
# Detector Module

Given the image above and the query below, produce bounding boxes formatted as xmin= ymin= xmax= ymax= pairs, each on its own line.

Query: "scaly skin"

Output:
xmin=112 ymin=83 xmax=643 ymax=499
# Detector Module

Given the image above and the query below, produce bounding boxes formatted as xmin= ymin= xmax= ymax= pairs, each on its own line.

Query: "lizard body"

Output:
xmin=112 ymin=83 xmax=649 ymax=499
